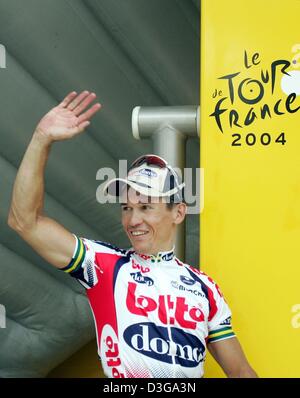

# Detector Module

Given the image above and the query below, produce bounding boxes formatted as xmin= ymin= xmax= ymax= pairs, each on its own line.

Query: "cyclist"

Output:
xmin=8 ymin=91 xmax=257 ymax=378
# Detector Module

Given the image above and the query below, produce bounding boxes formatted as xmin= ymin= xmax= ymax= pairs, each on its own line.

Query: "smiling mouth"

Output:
xmin=130 ymin=231 xmax=149 ymax=237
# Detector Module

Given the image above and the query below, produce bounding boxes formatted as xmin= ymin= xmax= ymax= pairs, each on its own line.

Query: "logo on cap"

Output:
xmin=138 ymin=168 xmax=158 ymax=178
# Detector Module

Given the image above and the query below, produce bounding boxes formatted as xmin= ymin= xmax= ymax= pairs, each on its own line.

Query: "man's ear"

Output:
xmin=173 ymin=203 xmax=187 ymax=225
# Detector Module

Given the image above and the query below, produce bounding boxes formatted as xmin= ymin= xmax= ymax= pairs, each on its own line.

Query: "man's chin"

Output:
xmin=131 ymin=242 xmax=151 ymax=255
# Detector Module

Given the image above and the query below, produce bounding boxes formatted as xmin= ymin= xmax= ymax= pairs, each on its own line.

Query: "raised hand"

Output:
xmin=35 ymin=91 xmax=101 ymax=142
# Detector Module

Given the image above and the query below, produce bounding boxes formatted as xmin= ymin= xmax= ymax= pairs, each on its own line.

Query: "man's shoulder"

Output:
xmin=178 ymin=259 xmax=217 ymax=285
xmin=80 ymin=237 xmax=130 ymax=257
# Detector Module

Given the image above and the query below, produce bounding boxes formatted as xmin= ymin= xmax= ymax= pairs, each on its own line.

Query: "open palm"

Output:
xmin=36 ymin=91 xmax=101 ymax=141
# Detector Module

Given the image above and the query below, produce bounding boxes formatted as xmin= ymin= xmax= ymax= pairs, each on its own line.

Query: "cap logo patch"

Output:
xmin=138 ymin=168 xmax=158 ymax=178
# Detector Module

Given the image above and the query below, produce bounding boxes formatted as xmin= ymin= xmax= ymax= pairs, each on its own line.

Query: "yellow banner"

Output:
xmin=201 ymin=0 xmax=300 ymax=377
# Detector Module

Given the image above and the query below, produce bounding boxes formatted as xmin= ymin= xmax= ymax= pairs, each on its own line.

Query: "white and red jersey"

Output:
xmin=61 ymin=236 xmax=235 ymax=378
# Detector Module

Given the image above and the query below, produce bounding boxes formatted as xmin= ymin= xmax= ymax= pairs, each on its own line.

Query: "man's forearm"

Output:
xmin=227 ymin=365 xmax=258 ymax=378
xmin=8 ymin=130 xmax=52 ymax=230
xmin=7 ymin=91 xmax=100 ymax=268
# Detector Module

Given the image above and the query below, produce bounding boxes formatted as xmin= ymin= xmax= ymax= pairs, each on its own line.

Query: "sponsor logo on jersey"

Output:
xmin=132 ymin=258 xmax=150 ymax=273
xmin=130 ymin=272 xmax=154 ymax=286
xmin=126 ymin=282 xmax=205 ymax=329
xmin=171 ymin=281 xmax=206 ymax=298
xmin=138 ymin=168 xmax=158 ymax=178
xmin=180 ymin=275 xmax=196 ymax=286
xmin=136 ymin=253 xmax=152 ymax=261
xmin=220 ymin=316 xmax=232 ymax=326
xmin=123 ymin=322 xmax=205 ymax=367
xmin=162 ymin=252 xmax=174 ymax=261
xmin=100 ymin=324 xmax=125 ymax=378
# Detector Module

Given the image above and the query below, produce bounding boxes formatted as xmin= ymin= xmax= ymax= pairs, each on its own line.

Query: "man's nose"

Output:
xmin=129 ymin=209 xmax=143 ymax=227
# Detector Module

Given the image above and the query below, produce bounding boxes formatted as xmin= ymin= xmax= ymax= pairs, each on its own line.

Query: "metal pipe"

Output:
xmin=132 ymin=106 xmax=200 ymax=140
xmin=131 ymin=106 xmax=200 ymax=260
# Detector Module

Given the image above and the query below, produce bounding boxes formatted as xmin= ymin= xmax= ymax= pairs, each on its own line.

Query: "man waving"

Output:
xmin=8 ymin=92 xmax=257 ymax=378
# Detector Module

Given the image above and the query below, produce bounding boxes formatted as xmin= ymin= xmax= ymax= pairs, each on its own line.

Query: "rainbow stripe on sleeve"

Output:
xmin=207 ymin=326 xmax=235 ymax=343
xmin=61 ymin=236 xmax=86 ymax=274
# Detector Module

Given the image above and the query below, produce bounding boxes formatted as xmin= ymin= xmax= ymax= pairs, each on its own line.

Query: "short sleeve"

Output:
xmin=206 ymin=279 xmax=236 ymax=344
xmin=60 ymin=235 xmax=102 ymax=289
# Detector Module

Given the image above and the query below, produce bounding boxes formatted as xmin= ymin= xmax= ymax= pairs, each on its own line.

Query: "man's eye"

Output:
xmin=121 ymin=206 xmax=130 ymax=211
xmin=141 ymin=205 xmax=152 ymax=210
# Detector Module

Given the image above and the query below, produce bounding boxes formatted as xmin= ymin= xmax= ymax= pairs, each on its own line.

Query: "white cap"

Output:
xmin=104 ymin=156 xmax=185 ymax=203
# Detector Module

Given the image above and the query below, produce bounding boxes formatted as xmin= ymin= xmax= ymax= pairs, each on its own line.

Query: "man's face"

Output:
xmin=121 ymin=188 xmax=185 ymax=255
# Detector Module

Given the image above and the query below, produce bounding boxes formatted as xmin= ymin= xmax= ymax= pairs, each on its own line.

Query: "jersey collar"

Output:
xmin=134 ymin=247 xmax=175 ymax=263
